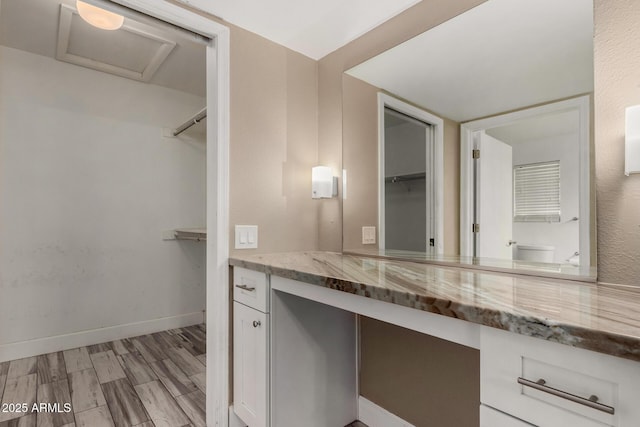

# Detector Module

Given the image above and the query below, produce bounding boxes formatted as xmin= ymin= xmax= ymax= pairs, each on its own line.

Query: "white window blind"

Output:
xmin=513 ymin=161 xmax=561 ymax=222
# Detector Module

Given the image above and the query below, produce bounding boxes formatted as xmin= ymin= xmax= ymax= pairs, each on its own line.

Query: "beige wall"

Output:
xmin=594 ymin=0 xmax=640 ymax=285
xmin=342 ymin=75 xmax=378 ymax=250
xmin=228 ymin=26 xmax=320 ymax=256
xmin=360 ymin=317 xmax=479 ymax=427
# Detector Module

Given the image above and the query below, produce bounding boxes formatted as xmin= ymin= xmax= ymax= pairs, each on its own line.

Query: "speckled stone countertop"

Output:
xmin=230 ymin=251 xmax=640 ymax=363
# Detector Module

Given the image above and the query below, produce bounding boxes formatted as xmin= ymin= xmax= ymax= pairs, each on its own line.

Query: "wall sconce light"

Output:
xmin=626 ymin=105 xmax=640 ymax=176
xmin=312 ymin=166 xmax=338 ymax=199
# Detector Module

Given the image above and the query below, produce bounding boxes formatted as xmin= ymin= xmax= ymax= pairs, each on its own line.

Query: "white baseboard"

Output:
xmin=0 ymin=311 xmax=205 ymax=362
xmin=358 ymin=396 xmax=415 ymax=427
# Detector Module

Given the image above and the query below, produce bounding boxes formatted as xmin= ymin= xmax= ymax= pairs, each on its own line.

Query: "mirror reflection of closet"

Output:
xmin=379 ymin=94 xmax=444 ymax=254
xmin=383 ymin=108 xmax=430 ymax=252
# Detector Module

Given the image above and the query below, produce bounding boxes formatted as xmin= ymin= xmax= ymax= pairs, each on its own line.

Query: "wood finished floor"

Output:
xmin=0 ymin=324 xmax=206 ymax=427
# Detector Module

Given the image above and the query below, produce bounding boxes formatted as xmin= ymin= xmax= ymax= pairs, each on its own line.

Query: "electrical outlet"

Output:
xmin=362 ymin=226 xmax=376 ymax=245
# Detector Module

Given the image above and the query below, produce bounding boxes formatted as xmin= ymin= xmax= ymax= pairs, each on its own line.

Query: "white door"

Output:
xmin=233 ymin=301 xmax=269 ymax=427
xmin=475 ymin=131 xmax=513 ymax=259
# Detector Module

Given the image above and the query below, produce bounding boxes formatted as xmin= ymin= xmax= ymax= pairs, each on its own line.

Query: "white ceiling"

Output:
xmin=346 ymin=0 xmax=594 ymax=123
xmin=184 ymin=0 xmax=421 ymax=60
xmin=0 ymin=0 xmax=206 ymax=96
xmin=486 ymin=110 xmax=580 ymax=145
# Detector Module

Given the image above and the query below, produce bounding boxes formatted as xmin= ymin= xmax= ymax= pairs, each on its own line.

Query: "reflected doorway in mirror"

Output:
xmin=460 ymin=95 xmax=591 ymax=270
xmin=378 ymin=93 xmax=444 ymax=254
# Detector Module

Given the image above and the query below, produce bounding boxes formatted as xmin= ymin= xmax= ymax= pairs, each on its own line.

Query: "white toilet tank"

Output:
xmin=516 ymin=244 xmax=555 ymax=263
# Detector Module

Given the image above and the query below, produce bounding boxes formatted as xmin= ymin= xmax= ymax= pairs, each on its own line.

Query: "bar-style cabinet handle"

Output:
xmin=517 ymin=377 xmax=615 ymax=415
xmin=235 ymin=284 xmax=256 ymax=292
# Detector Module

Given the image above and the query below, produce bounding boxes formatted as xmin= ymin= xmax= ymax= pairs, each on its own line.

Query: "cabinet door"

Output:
xmin=233 ymin=302 xmax=269 ymax=427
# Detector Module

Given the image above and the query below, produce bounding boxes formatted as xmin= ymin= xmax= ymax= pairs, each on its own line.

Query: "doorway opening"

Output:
xmin=0 ymin=0 xmax=229 ymax=425
xmin=378 ymin=93 xmax=444 ymax=254
xmin=460 ymin=96 xmax=591 ymax=268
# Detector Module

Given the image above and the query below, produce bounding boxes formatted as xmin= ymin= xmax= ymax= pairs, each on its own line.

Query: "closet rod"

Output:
xmin=173 ymin=107 xmax=207 ymax=136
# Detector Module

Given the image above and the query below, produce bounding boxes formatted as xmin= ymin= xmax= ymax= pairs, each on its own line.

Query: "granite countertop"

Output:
xmin=230 ymin=251 xmax=640 ymax=363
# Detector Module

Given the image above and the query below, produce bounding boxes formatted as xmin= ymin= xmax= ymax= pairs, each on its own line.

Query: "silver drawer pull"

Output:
xmin=235 ymin=284 xmax=256 ymax=292
xmin=517 ymin=377 xmax=615 ymax=415
xmin=252 ymin=320 xmax=261 ymax=328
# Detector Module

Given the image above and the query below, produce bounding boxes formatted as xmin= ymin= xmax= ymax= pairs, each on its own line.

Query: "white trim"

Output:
xmin=98 ymin=2 xmax=231 ymax=426
xmin=460 ymin=96 xmax=591 ymax=270
xmin=358 ymin=396 xmax=415 ymax=427
xmin=377 ymin=93 xmax=444 ymax=254
xmin=0 ymin=312 xmax=204 ymax=363
xmin=206 ymin=25 xmax=231 ymax=427
xmin=270 ymin=276 xmax=479 ymax=350
xmin=229 ymin=406 xmax=248 ymax=427
xmin=57 ymin=4 xmax=177 ymax=83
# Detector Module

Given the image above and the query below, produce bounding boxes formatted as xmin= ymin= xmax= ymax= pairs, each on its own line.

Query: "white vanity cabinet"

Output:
xmin=232 ymin=269 xmax=358 ymax=427
xmin=481 ymin=326 xmax=640 ymax=427
xmin=231 ymin=261 xmax=640 ymax=427
xmin=233 ymin=268 xmax=270 ymax=427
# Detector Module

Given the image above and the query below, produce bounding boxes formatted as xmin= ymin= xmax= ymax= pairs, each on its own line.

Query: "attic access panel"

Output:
xmin=56 ymin=4 xmax=176 ymax=82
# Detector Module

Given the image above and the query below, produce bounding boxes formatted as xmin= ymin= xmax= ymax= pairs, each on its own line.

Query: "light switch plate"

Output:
xmin=362 ymin=226 xmax=376 ymax=245
xmin=235 ymin=225 xmax=258 ymax=249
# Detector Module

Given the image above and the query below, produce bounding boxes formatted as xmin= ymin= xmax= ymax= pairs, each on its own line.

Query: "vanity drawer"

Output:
xmin=481 ymin=326 xmax=640 ymax=427
xmin=233 ymin=267 xmax=270 ymax=312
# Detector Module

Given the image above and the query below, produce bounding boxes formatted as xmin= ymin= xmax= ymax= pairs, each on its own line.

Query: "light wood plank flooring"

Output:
xmin=0 ymin=324 xmax=206 ymax=427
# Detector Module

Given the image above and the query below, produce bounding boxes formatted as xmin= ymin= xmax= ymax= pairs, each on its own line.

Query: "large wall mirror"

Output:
xmin=342 ymin=0 xmax=596 ymax=280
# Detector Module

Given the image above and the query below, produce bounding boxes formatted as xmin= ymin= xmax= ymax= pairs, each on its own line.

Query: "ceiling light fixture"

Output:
xmin=76 ymin=1 xmax=124 ymax=31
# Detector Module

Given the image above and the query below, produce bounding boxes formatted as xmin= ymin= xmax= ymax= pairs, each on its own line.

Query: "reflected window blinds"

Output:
xmin=513 ymin=161 xmax=561 ymax=222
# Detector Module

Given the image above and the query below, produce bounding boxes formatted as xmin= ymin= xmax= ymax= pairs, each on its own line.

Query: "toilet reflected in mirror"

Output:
xmin=515 ymin=244 xmax=555 ymax=263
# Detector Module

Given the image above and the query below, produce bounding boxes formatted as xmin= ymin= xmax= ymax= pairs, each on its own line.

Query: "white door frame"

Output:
xmin=378 ymin=93 xmax=444 ymax=254
xmin=91 ymin=1 xmax=230 ymax=425
xmin=460 ymin=95 xmax=591 ymax=267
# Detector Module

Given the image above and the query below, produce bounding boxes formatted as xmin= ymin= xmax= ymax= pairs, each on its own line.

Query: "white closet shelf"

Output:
xmin=166 ymin=228 xmax=207 ymax=241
